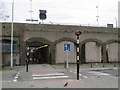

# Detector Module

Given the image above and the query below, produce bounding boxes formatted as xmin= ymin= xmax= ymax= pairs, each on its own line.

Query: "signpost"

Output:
xmin=64 ymin=44 xmax=70 ymax=51
xmin=64 ymin=44 xmax=70 ymax=69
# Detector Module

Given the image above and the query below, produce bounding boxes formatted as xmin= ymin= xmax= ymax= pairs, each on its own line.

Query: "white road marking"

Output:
xmin=15 ymin=76 xmax=19 ymax=79
xmin=13 ymin=72 xmax=20 ymax=82
xmin=2 ymin=81 xmax=13 ymax=83
xmin=94 ymin=73 xmax=110 ymax=76
xmin=89 ymin=71 xmax=110 ymax=76
xmin=32 ymin=73 xmax=64 ymax=77
xmin=33 ymin=76 xmax=69 ymax=80
xmin=114 ymin=77 xmax=118 ymax=79
xmin=32 ymin=72 xmax=69 ymax=80
xmin=70 ymin=71 xmax=73 ymax=72
xmin=74 ymin=72 xmax=76 ymax=74
xmin=73 ymin=72 xmax=82 ymax=76
xmin=13 ymin=79 xmax=17 ymax=82
xmin=79 ymin=74 xmax=82 ymax=76
xmin=83 ymin=76 xmax=88 ymax=78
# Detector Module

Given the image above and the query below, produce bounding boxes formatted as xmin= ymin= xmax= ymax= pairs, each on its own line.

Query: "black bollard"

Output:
xmin=26 ymin=59 xmax=29 ymax=72
xmin=64 ymin=61 xmax=67 ymax=68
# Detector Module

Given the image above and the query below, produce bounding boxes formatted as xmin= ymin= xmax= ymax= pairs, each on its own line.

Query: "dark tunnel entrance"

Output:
xmin=26 ymin=40 xmax=50 ymax=64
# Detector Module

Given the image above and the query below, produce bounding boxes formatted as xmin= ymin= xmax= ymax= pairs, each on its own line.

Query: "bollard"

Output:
xmin=26 ymin=59 xmax=29 ymax=72
xmin=64 ymin=61 xmax=67 ymax=68
xmin=91 ymin=63 xmax=92 ymax=68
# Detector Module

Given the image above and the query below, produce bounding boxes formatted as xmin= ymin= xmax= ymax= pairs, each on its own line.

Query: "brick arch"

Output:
xmin=24 ymin=37 xmax=54 ymax=64
xmin=25 ymin=37 xmax=52 ymax=45
xmin=52 ymin=37 xmax=76 ymax=49
xmin=105 ymin=39 xmax=119 ymax=63
xmin=105 ymin=39 xmax=118 ymax=45
xmin=80 ymin=38 xmax=103 ymax=63
xmin=54 ymin=37 xmax=76 ymax=44
xmin=52 ymin=37 xmax=76 ymax=64
xmin=80 ymin=38 xmax=103 ymax=46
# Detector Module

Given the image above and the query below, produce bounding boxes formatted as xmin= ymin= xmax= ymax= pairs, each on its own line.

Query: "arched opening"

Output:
xmin=25 ymin=37 xmax=52 ymax=64
xmin=55 ymin=41 xmax=76 ymax=64
xmin=53 ymin=38 xmax=76 ymax=64
xmin=81 ymin=39 xmax=103 ymax=63
xmin=105 ymin=40 xmax=119 ymax=63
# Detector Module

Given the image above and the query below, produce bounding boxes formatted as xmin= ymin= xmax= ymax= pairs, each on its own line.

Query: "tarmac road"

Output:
xmin=1 ymin=64 xmax=119 ymax=88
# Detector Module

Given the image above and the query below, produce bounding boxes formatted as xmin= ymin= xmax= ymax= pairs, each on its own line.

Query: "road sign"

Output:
xmin=26 ymin=19 xmax=38 ymax=22
xmin=39 ymin=10 xmax=47 ymax=20
xmin=64 ymin=44 xmax=70 ymax=51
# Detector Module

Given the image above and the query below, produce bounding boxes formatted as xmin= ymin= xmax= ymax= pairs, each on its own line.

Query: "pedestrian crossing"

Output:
xmin=70 ymin=70 xmax=112 ymax=79
xmin=88 ymin=71 xmax=110 ymax=76
xmin=32 ymin=72 xmax=69 ymax=80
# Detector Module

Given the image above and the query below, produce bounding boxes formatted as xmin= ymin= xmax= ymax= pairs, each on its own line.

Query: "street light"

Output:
xmin=10 ymin=0 xmax=14 ymax=69
xmin=75 ymin=31 xmax=82 ymax=80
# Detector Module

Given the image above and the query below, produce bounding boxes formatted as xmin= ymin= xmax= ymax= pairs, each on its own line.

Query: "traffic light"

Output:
xmin=39 ymin=10 xmax=47 ymax=20
xmin=26 ymin=46 xmax=30 ymax=72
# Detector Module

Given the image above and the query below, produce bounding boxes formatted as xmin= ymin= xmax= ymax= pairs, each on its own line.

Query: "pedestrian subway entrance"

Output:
xmin=26 ymin=40 xmax=50 ymax=64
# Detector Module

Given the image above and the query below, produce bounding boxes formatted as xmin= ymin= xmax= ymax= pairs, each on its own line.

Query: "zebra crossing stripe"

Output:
xmin=83 ymin=76 xmax=88 ymax=78
xmin=33 ymin=76 xmax=69 ymax=80
xmin=89 ymin=71 xmax=110 ymax=76
xmin=32 ymin=73 xmax=64 ymax=77
xmin=32 ymin=72 xmax=69 ymax=80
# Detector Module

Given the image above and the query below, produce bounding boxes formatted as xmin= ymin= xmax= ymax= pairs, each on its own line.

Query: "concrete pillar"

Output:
xmin=51 ymin=49 xmax=56 ymax=64
xmin=20 ymin=42 xmax=26 ymax=65
xmin=19 ymin=27 xmax=26 ymax=65
xmin=102 ymin=44 xmax=107 ymax=63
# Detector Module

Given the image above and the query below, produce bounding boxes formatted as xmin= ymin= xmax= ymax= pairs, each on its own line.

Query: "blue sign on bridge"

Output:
xmin=64 ymin=44 xmax=70 ymax=51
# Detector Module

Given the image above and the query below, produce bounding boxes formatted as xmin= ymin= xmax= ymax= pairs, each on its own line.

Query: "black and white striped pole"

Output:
xmin=75 ymin=31 xmax=81 ymax=80
xmin=26 ymin=46 xmax=30 ymax=72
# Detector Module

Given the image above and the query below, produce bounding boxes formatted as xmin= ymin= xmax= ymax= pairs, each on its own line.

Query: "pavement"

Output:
xmin=1 ymin=63 xmax=119 ymax=89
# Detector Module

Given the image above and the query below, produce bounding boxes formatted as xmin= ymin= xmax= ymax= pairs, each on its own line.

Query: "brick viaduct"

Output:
xmin=0 ymin=23 xmax=119 ymax=65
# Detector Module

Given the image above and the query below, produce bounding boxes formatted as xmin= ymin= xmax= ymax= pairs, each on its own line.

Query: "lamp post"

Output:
xmin=75 ymin=31 xmax=81 ymax=80
xmin=10 ymin=0 xmax=14 ymax=69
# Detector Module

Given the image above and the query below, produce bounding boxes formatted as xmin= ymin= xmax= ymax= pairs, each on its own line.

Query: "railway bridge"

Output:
xmin=0 ymin=23 xmax=119 ymax=65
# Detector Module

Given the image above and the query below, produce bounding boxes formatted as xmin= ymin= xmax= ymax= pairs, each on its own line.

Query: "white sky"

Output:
xmin=0 ymin=0 xmax=119 ymax=27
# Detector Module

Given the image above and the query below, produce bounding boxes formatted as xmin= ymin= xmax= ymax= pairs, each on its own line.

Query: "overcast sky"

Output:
xmin=0 ymin=0 xmax=119 ymax=27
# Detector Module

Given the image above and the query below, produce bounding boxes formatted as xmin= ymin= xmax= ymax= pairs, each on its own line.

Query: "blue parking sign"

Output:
xmin=64 ymin=44 xmax=70 ymax=51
